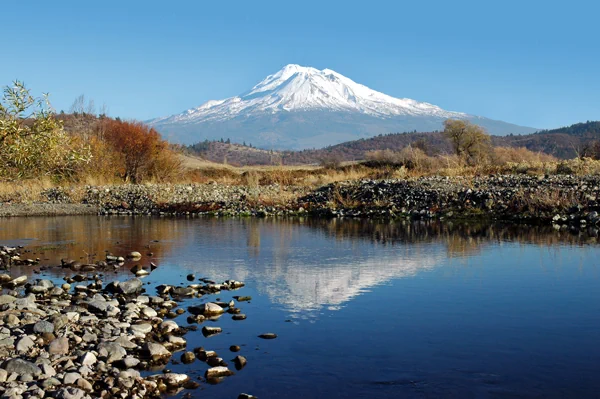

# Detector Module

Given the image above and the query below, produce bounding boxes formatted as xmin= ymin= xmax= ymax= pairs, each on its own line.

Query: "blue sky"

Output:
xmin=3 ymin=0 xmax=598 ymax=129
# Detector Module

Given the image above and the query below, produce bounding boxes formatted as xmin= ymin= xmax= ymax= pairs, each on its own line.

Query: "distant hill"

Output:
xmin=186 ymin=121 xmax=600 ymax=166
xmin=494 ymin=121 xmax=600 ymax=159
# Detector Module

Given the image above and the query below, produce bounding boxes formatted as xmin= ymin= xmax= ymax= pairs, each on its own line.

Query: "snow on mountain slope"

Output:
xmin=151 ymin=64 xmax=465 ymax=125
xmin=148 ymin=64 xmax=537 ymax=149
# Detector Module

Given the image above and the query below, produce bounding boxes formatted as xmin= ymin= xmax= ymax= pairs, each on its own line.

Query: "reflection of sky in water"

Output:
xmin=1 ymin=217 xmax=600 ymax=398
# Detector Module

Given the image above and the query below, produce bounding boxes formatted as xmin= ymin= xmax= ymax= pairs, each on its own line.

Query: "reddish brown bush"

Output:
xmin=103 ymin=120 xmax=181 ymax=183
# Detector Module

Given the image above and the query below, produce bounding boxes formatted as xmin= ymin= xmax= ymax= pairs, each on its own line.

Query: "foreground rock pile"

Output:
xmin=0 ymin=246 xmax=263 ymax=399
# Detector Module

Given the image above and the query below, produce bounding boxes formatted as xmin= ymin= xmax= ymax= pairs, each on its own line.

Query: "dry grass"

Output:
xmin=4 ymin=145 xmax=600 ymax=206
xmin=0 ymin=178 xmax=88 ymax=203
xmin=510 ymin=188 xmax=581 ymax=214
xmin=0 ymin=179 xmax=53 ymax=202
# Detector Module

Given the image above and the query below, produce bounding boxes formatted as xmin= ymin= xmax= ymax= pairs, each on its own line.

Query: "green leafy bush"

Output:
xmin=0 ymin=81 xmax=91 ymax=180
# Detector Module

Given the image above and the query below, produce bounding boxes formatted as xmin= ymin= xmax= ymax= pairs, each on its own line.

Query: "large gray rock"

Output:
xmin=14 ymin=294 xmax=37 ymax=309
xmin=4 ymin=358 xmax=42 ymax=377
xmin=171 ymin=287 xmax=195 ymax=296
xmin=36 ymin=279 xmax=54 ymax=289
xmin=140 ymin=306 xmax=157 ymax=318
xmin=142 ymin=342 xmax=171 ymax=361
xmin=162 ymin=373 xmax=190 ymax=386
xmin=87 ymin=299 xmax=120 ymax=317
xmin=112 ymin=336 xmax=137 ymax=349
xmin=98 ymin=342 xmax=126 ymax=363
xmin=8 ymin=275 xmax=27 ymax=286
xmin=41 ymin=363 xmax=56 ymax=377
xmin=130 ymin=323 xmax=152 ymax=336
xmin=159 ymin=320 xmax=179 ymax=333
xmin=119 ymin=357 xmax=140 ymax=368
xmin=117 ymin=278 xmax=143 ymax=295
xmin=79 ymin=352 xmax=97 ymax=366
xmin=33 ymin=320 xmax=55 ymax=334
xmin=63 ymin=372 xmax=81 ymax=384
xmin=76 ymin=378 xmax=93 ymax=392
xmin=202 ymin=302 xmax=225 ymax=316
xmin=49 ymin=337 xmax=69 ymax=355
xmin=16 ymin=336 xmax=35 ymax=353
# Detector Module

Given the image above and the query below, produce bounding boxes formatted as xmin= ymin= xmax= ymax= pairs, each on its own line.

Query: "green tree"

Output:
xmin=442 ymin=119 xmax=491 ymax=164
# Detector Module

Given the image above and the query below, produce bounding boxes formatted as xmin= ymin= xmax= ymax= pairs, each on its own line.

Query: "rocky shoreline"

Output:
xmin=0 ymin=246 xmax=262 ymax=399
xmin=1 ymin=175 xmax=600 ymax=228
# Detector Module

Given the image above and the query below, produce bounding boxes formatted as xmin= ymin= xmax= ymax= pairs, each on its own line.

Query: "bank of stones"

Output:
xmin=0 ymin=246 xmax=260 ymax=398
xmin=45 ymin=176 xmax=600 ymax=226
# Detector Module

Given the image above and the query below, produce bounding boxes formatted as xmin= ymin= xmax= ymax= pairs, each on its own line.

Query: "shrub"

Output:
xmin=102 ymin=120 xmax=181 ymax=183
xmin=365 ymin=149 xmax=403 ymax=166
xmin=0 ymin=81 xmax=91 ymax=180
xmin=492 ymin=146 xmax=556 ymax=165
xmin=366 ymin=146 xmax=443 ymax=173
xmin=319 ymin=154 xmax=342 ymax=169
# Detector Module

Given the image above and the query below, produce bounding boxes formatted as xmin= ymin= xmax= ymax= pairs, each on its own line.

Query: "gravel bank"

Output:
xmin=300 ymin=175 xmax=600 ymax=226
xmin=2 ymin=175 xmax=600 ymax=227
xmin=0 ymin=245 xmax=260 ymax=399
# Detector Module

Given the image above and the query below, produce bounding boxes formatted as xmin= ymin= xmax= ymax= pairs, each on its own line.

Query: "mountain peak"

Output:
xmin=148 ymin=64 xmax=537 ymax=149
xmin=226 ymin=64 xmax=465 ymax=117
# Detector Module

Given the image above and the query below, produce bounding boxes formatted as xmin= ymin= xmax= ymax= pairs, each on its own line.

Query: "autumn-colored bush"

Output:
xmin=102 ymin=120 xmax=181 ymax=183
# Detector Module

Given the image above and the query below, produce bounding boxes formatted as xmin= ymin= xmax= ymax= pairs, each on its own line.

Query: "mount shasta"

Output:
xmin=149 ymin=64 xmax=537 ymax=149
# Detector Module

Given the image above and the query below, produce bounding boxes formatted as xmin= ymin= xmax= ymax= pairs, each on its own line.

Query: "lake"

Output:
xmin=1 ymin=216 xmax=599 ymax=398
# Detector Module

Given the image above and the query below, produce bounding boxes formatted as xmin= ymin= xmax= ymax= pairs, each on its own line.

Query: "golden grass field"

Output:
xmin=3 ymin=150 xmax=600 ymax=206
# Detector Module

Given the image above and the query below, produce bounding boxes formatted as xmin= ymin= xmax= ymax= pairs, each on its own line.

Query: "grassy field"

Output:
xmin=3 ymin=150 xmax=600 ymax=206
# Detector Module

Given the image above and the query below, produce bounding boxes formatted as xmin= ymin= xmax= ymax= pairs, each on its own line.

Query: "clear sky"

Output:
xmin=3 ymin=0 xmax=598 ymax=129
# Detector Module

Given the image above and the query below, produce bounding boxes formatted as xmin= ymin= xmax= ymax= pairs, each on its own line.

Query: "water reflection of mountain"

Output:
xmin=0 ymin=216 xmax=597 ymax=314
xmin=261 ymin=252 xmax=441 ymax=313
xmin=177 ymin=218 xmax=600 ymax=315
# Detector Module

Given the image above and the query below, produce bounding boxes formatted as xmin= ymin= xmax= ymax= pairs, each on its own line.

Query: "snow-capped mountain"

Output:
xmin=149 ymin=64 xmax=537 ymax=149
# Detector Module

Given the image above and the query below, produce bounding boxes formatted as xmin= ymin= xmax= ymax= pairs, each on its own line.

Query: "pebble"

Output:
xmin=202 ymin=326 xmax=222 ymax=336
xmin=181 ymin=352 xmax=195 ymax=364
xmin=205 ymin=366 xmax=234 ymax=379
xmin=202 ymin=302 xmax=225 ymax=316
xmin=258 ymin=333 xmax=278 ymax=339
xmin=234 ymin=355 xmax=247 ymax=370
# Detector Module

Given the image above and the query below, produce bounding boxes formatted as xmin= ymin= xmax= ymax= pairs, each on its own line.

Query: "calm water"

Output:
xmin=1 ymin=216 xmax=599 ymax=398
